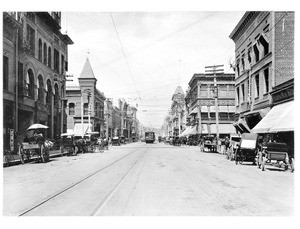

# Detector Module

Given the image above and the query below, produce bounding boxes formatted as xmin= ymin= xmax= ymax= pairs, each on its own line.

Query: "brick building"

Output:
xmin=229 ymin=11 xmax=294 ymax=133
xmin=66 ymin=58 xmax=106 ymax=137
xmin=3 ymin=12 xmax=73 ymax=152
xmin=184 ymin=73 xmax=236 ymax=138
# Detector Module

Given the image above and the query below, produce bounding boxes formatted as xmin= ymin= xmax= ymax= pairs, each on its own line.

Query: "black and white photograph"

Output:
xmin=1 ymin=0 xmax=298 ymax=227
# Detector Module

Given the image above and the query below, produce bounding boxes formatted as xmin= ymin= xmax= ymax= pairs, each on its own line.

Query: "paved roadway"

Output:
xmin=3 ymin=142 xmax=294 ymax=216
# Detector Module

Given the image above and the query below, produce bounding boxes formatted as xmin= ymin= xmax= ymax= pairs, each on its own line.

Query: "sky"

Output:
xmin=61 ymin=11 xmax=245 ymax=129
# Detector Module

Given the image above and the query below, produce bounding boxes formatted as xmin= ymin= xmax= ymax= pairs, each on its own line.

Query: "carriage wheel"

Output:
xmin=19 ymin=145 xmax=25 ymax=164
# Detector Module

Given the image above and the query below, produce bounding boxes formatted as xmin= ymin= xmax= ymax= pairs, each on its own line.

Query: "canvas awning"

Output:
xmin=200 ymin=124 xmax=209 ymax=134
xmin=73 ymin=123 xmax=91 ymax=136
xmin=179 ymin=126 xmax=192 ymax=137
xmin=251 ymin=101 xmax=294 ymax=133
xmin=233 ymin=118 xmax=251 ymax=133
xmin=189 ymin=107 xmax=198 ymax=115
xmin=189 ymin=126 xmax=198 ymax=135
xmin=201 ymin=106 xmax=208 ymax=112
xmin=210 ymin=124 xmax=236 ymax=134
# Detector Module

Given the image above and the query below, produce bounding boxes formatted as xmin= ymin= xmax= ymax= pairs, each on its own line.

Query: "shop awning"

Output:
xmin=189 ymin=107 xmax=198 ymax=115
xmin=252 ymin=101 xmax=294 ymax=133
xmin=233 ymin=118 xmax=251 ymax=133
xmin=200 ymin=124 xmax=209 ymax=134
xmin=73 ymin=123 xmax=91 ymax=136
xmin=179 ymin=126 xmax=191 ymax=137
xmin=210 ymin=124 xmax=236 ymax=134
xmin=189 ymin=126 xmax=198 ymax=135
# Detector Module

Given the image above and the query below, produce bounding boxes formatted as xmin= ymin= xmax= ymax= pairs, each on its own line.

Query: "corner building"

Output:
xmin=3 ymin=12 xmax=73 ymax=153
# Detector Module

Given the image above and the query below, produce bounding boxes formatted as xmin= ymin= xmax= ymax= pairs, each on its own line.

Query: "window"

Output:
xmin=48 ymin=47 xmax=52 ymax=68
xmin=54 ymin=49 xmax=59 ymax=73
xmin=95 ymin=102 xmax=98 ymax=116
xmin=200 ymin=85 xmax=207 ymax=97
xmin=241 ymin=84 xmax=245 ymax=102
xmin=241 ymin=55 xmax=245 ymax=71
xmin=18 ymin=62 xmax=24 ymax=94
xmin=236 ymin=87 xmax=240 ymax=106
xmin=236 ymin=59 xmax=240 ymax=76
xmin=61 ymin=54 xmax=65 ymax=74
xmin=201 ymin=112 xmax=208 ymax=121
xmin=43 ymin=43 xmax=47 ymax=64
xmin=253 ymin=44 xmax=259 ymax=62
xmin=219 ymin=85 xmax=227 ymax=98
xmin=3 ymin=55 xmax=9 ymax=91
xmin=37 ymin=75 xmax=44 ymax=102
xmin=26 ymin=25 xmax=35 ymax=54
xmin=69 ymin=103 xmax=75 ymax=115
xmin=259 ymin=35 xmax=269 ymax=56
xmin=26 ymin=69 xmax=35 ymax=98
xmin=248 ymin=48 xmax=252 ymax=64
xmin=38 ymin=39 xmax=42 ymax=61
xmin=46 ymin=80 xmax=52 ymax=103
xmin=264 ymin=68 xmax=269 ymax=94
xmin=255 ymin=74 xmax=260 ymax=98
xmin=84 ymin=103 xmax=89 ymax=115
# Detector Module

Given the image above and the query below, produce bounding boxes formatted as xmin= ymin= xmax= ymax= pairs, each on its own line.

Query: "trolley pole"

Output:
xmin=205 ymin=65 xmax=224 ymax=144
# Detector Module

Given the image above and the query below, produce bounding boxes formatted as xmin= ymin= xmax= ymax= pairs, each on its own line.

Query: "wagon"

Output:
xmin=18 ymin=124 xmax=50 ymax=163
xmin=112 ymin=136 xmax=121 ymax=146
xmin=226 ymin=134 xmax=241 ymax=161
xmin=235 ymin=133 xmax=258 ymax=165
xmin=203 ymin=135 xmax=217 ymax=152
xmin=85 ymin=131 xmax=100 ymax=153
xmin=60 ymin=133 xmax=77 ymax=156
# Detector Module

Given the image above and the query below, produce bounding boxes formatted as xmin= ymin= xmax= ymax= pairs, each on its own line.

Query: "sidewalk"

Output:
xmin=3 ymin=149 xmax=67 ymax=167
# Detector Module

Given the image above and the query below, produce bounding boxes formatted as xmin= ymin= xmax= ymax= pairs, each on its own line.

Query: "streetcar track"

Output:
xmin=18 ymin=147 xmax=142 ymax=216
xmin=90 ymin=147 xmax=148 ymax=216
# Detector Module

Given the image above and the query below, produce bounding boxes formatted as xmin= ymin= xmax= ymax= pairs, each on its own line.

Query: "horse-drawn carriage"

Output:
xmin=112 ymin=136 xmax=121 ymax=146
xmin=60 ymin=133 xmax=78 ymax=156
xmin=18 ymin=124 xmax=52 ymax=163
xmin=202 ymin=135 xmax=217 ymax=152
xmin=235 ymin=133 xmax=258 ymax=165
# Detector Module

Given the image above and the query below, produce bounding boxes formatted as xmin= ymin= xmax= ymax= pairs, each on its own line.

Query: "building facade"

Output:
xmin=229 ymin=11 xmax=294 ymax=133
xmin=185 ymin=73 xmax=236 ymax=138
xmin=3 ymin=12 xmax=73 ymax=153
xmin=66 ymin=58 xmax=105 ymax=136
xmin=169 ymin=86 xmax=186 ymax=137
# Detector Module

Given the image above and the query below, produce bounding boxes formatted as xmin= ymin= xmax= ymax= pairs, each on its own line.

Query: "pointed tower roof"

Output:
xmin=173 ymin=86 xmax=184 ymax=95
xmin=79 ymin=58 xmax=95 ymax=78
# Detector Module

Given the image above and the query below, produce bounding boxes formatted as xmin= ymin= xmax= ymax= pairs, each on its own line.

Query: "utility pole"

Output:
xmin=205 ymin=65 xmax=224 ymax=143
xmin=87 ymin=90 xmax=91 ymax=133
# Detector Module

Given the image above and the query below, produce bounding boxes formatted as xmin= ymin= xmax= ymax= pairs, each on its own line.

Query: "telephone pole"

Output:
xmin=205 ymin=64 xmax=224 ymax=143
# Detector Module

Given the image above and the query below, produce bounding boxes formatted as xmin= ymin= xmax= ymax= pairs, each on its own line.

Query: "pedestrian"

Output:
xmin=225 ymin=137 xmax=230 ymax=156
xmin=235 ymin=144 xmax=241 ymax=165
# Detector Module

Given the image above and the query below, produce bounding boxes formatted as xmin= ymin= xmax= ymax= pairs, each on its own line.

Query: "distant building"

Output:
xmin=169 ymin=86 xmax=185 ymax=137
xmin=66 ymin=58 xmax=105 ymax=136
xmin=185 ymin=73 xmax=236 ymax=138
xmin=3 ymin=12 xmax=73 ymax=152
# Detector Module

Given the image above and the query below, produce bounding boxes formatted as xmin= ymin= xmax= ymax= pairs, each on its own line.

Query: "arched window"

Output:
xmin=26 ymin=69 xmax=35 ymax=98
xmin=46 ymin=79 xmax=52 ymax=103
xmin=69 ymin=103 xmax=75 ymax=115
xmin=54 ymin=84 xmax=60 ymax=107
xmin=38 ymin=39 xmax=42 ymax=61
xmin=48 ymin=47 xmax=52 ymax=68
xmin=37 ymin=74 xmax=44 ymax=102
xmin=258 ymin=35 xmax=269 ymax=56
xmin=43 ymin=43 xmax=47 ymax=64
xmin=83 ymin=103 xmax=89 ymax=115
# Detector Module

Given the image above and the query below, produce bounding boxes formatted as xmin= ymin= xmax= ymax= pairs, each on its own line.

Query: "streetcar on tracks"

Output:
xmin=145 ymin=131 xmax=155 ymax=143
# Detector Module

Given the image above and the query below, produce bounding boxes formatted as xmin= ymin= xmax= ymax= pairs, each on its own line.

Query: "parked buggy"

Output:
xmin=60 ymin=133 xmax=77 ymax=156
xmin=259 ymin=142 xmax=290 ymax=171
xmin=203 ymin=135 xmax=217 ymax=152
xmin=235 ymin=133 xmax=258 ymax=165
xmin=74 ymin=135 xmax=88 ymax=154
xmin=112 ymin=136 xmax=121 ymax=146
xmin=85 ymin=131 xmax=100 ymax=153
xmin=18 ymin=124 xmax=51 ymax=163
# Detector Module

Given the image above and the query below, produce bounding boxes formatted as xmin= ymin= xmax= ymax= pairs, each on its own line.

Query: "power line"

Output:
xmin=109 ymin=12 xmax=141 ymax=101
